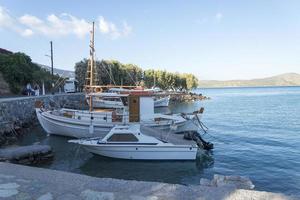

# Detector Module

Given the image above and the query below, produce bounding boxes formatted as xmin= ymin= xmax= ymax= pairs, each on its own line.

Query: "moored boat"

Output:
xmin=35 ymin=92 xmax=202 ymax=138
xmin=90 ymin=88 xmax=170 ymax=108
xmin=69 ymin=125 xmax=199 ymax=160
xmin=154 ymin=95 xmax=170 ymax=107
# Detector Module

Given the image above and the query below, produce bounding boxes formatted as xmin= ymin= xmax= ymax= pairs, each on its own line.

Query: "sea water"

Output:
xmin=19 ymin=86 xmax=300 ymax=196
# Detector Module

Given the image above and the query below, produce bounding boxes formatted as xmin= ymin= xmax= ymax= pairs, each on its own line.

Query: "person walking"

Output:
xmin=34 ymin=84 xmax=40 ymax=96
xmin=26 ymin=83 xmax=32 ymax=96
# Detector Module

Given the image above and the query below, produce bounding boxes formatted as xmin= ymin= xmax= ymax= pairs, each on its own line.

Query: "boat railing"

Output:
xmin=54 ymin=108 xmax=186 ymax=125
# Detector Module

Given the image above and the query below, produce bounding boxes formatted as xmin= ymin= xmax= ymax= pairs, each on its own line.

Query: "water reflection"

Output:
xmin=77 ymin=151 xmax=214 ymax=185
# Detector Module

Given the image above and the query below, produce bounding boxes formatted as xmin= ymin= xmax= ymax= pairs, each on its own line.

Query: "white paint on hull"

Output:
xmin=36 ymin=108 xmax=188 ymax=138
xmin=84 ymin=145 xmax=198 ymax=160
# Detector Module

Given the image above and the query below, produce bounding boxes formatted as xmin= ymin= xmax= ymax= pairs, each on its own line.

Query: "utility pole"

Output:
xmin=50 ymin=41 xmax=54 ymax=93
xmin=45 ymin=41 xmax=54 ymax=94
xmin=50 ymin=41 xmax=53 ymax=77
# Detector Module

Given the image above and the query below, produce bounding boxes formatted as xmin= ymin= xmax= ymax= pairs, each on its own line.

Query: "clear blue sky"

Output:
xmin=1 ymin=0 xmax=300 ymax=80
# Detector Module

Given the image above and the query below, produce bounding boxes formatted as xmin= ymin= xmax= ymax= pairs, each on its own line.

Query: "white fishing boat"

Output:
xmin=35 ymin=92 xmax=202 ymax=138
xmin=89 ymin=93 xmax=125 ymax=108
xmin=69 ymin=125 xmax=199 ymax=160
xmin=91 ymin=87 xmax=170 ymax=108
xmin=154 ymin=95 xmax=170 ymax=107
xmin=90 ymin=92 xmax=170 ymax=108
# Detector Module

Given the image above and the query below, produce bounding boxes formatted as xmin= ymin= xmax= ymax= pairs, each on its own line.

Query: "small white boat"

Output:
xmin=154 ymin=95 xmax=170 ymax=107
xmin=91 ymin=94 xmax=170 ymax=108
xmin=69 ymin=125 xmax=199 ymax=160
xmin=89 ymin=93 xmax=125 ymax=108
xmin=90 ymin=88 xmax=170 ymax=108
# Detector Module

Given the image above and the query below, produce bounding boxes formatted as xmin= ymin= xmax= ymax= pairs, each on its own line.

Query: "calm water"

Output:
xmin=18 ymin=86 xmax=300 ymax=196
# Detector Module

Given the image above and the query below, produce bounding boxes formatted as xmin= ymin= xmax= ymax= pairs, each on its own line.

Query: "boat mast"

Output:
xmin=89 ymin=22 xmax=95 ymax=112
xmin=90 ymin=21 xmax=95 ymax=87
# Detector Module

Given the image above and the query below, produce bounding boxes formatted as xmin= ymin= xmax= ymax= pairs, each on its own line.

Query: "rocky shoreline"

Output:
xmin=170 ymin=92 xmax=210 ymax=103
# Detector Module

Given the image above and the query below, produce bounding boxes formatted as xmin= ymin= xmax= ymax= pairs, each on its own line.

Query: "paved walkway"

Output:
xmin=0 ymin=162 xmax=295 ymax=200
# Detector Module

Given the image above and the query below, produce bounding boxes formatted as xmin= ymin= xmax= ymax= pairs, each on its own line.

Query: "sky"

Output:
xmin=1 ymin=0 xmax=300 ymax=80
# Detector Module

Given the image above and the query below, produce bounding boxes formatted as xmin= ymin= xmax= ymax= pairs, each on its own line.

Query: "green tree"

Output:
xmin=0 ymin=52 xmax=58 ymax=94
xmin=74 ymin=58 xmax=199 ymax=91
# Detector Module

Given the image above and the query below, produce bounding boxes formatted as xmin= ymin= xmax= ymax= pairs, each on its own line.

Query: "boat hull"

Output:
xmin=36 ymin=108 xmax=187 ymax=138
xmin=83 ymin=145 xmax=198 ymax=160
xmin=36 ymin=109 xmax=113 ymax=138
xmin=154 ymin=96 xmax=170 ymax=107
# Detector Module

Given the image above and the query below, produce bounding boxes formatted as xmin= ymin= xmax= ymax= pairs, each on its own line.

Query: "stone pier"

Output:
xmin=0 ymin=162 xmax=296 ymax=200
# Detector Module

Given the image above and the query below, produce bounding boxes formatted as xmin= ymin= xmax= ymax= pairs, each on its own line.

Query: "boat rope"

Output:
xmin=126 ymin=70 xmax=139 ymax=86
xmin=194 ymin=114 xmax=208 ymax=134
xmin=107 ymin=63 xmax=117 ymax=85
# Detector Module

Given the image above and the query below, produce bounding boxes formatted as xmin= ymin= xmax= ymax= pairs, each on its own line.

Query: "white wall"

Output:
xmin=139 ymin=97 xmax=154 ymax=121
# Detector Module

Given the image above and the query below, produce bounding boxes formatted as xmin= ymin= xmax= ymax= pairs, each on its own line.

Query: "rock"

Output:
xmin=199 ymin=178 xmax=212 ymax=186
xmin=200 ymin=174 xmax=255 ymax=190
xmin=169 ymin=92 xmax=210 ymax=103
xmin=0 ymin=145 xmax=53 ymax=164
xmin=213 ymin=174 xmax=225 ymax=186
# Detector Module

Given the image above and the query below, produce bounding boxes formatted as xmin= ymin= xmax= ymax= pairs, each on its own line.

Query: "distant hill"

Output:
xmin=198 ymin=73 xmax=300 ymax=88
xmin=0 ymin=48 xmax=13 ymax=55
xmin=37 ymin=64 xmax=75 ymax=79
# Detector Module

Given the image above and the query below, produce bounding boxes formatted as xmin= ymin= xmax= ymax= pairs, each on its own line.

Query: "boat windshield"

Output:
xmin=107 ymin=133 xmax=138 ymax=142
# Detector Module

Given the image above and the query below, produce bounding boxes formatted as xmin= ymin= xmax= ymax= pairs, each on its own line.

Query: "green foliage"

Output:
xmin=0 ymin=52 xmax=58 ymax=94
xmin=75 ymin=59 xmax=199 ymax=91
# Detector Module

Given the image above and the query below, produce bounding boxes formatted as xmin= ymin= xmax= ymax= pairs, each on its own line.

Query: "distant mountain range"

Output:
xmin=198 ymin=73 xmax=300 ymax=88
xmin=37 ymin=64 xmax=75 ymax=79
xmin=36 ymin=66 xmax=300 ymax=88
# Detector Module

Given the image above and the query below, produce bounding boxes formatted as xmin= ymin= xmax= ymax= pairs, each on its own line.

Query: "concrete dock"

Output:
xmin=0 ymin=162 xmax=296 ymax=200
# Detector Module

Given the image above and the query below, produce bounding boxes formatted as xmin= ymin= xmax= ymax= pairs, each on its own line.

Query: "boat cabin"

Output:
xmin=88 ymin=91 xmax=155 ymax=123
xmin=99 ymin=125 xmax=160 ymax=145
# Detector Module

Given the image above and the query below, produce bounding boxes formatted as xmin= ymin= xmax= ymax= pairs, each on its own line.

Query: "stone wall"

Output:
xmin=0 ymin=93 xmax=85 ymax=136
